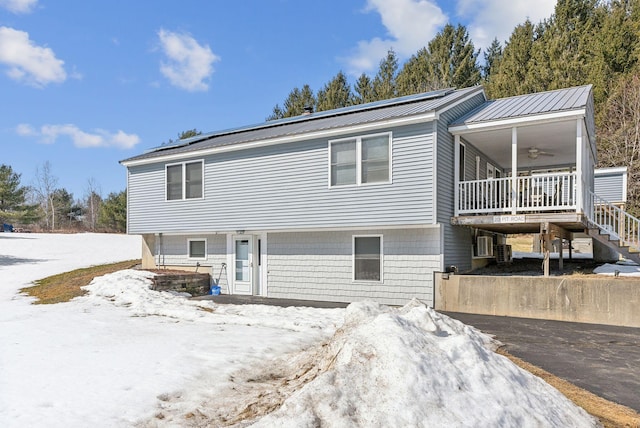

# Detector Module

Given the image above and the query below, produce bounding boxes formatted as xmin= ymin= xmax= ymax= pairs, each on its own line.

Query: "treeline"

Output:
xmin=0 ymin=162 xmax=127 ymax=233
xmin=268 ymin=0 xmax=640 ymax=215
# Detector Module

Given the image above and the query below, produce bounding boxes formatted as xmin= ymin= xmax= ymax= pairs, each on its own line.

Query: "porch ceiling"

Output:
xmin=460 ymin=120 xmax=577 ymax=170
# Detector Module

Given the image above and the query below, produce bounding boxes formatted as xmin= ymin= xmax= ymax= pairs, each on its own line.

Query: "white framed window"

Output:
xmin=352 ymin=235 xmax=383 ymax=282
xmin=459 ymin=142 xmax=466 ymax=181
xmin=487 ymin=163 xmax=496 ymax=179
xmin=188 ymin=238 xmax=207 ymax=259
xmin=166 ymin=160 xmax=204 ymax=201
xmin=329 ymin=132 xmax=391 ymax=187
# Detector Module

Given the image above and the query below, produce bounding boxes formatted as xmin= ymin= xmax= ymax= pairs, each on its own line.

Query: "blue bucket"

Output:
xmin=209 ymin=285 xmax=221 ymax=295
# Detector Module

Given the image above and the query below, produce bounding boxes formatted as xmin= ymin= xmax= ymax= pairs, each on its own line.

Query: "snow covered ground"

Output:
xmin=0 ymin=233 xmax=599 ymax=427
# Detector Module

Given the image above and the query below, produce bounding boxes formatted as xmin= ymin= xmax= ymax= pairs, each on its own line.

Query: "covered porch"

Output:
xmin=450 ymin=85 xmax=596 ymax=220
xmin=449 ymin=86 xmax=598 ymax=275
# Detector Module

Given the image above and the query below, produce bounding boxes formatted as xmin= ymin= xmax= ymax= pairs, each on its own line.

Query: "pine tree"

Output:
xmin=427 ymin=24 xmax=481 ymax=89
xmin=0 ymin=164 xmax=38 ymax=224
xmin=272 ymin=85 xmax=317 ymax=118
xmin=99 ymin=190 xmax=127 ymax=233
xmin=316 ymin=71 xmax=352 ymax=112
xmin=372 ymin=49 xmax=399 ymax=100
xmin=396 ymin=48 xmax=435 ymax=96
xmin=527 ymin=0 xmax=600 ymax=92
xmin=486 ymin=20 xmax=537 ymax=98
xmin=482 ymin=38 xmax=503 ymax=82
xmin=353 ymin=73 xmax=375 ymax=104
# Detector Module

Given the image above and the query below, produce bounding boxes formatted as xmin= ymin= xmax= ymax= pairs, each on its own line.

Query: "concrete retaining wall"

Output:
xmin=435 ymin=275 xmax=640 ymax=327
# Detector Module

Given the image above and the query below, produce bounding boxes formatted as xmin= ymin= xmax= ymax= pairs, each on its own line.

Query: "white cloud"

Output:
xmin=157 ymin=28 xmax=219 ymax=92
xmin=343 ymin=0 xmax=447 ymax=75
xmin=455 ymin=0 xmax=556 ymax=49
xmin=0 ymin=26 xmax=66 ymax=87
xmin=16 ymin=123 xmax=140 ymax=149
xmin=0 ymin=0 xmax=37 ymax=14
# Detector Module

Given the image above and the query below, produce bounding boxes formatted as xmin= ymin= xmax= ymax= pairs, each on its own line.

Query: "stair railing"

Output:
xmin=587 ymin=191 xmax=640 ymax=252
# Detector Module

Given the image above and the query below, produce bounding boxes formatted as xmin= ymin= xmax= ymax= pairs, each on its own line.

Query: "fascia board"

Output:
xmin=122 ymin=112 xmax=437 ymax=167
xmin=449 ymin=109 xmax=586 ymax=135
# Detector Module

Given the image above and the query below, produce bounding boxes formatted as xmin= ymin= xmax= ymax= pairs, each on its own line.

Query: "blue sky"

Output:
xmin=0 ymin=0 xmax=556 ymax=201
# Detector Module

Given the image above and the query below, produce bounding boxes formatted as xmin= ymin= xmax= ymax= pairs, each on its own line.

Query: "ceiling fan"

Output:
xmin=527 ymin=147 xmax=554 ymax=159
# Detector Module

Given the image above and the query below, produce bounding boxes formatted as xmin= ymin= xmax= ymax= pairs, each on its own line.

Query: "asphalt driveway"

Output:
xmin=442 ymin=312 xmax=640 ymax=413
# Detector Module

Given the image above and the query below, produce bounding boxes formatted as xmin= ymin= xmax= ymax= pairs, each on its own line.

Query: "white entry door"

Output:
xmin=233 ymin=235 xmax=253 ymax=295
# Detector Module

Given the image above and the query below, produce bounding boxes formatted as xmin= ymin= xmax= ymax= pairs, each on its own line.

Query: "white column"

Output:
xmin=454 ymin=135 xmax=460 ymax=216
xmin=511 ymin=127 xmax=518 ymax=215
xmin=575 ymin=119 xmax=583 ymax=213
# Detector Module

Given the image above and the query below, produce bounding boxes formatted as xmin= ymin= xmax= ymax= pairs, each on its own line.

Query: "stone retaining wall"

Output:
xmin=151 ymin=272 xmax=211 ymax=296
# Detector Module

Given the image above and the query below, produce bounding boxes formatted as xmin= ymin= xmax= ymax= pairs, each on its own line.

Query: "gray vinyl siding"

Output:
xmin=594 ymin=171 xmax=626 ymax=204
xmin=436 ymin=93 xmax=487 ymax=272
xmin=128 ymin=123 xmax=435 ymax=234
xmin=267 ymin=228 xmax=441 ymax=306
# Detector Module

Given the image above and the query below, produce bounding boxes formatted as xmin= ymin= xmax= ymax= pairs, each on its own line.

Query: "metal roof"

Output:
xmin=451 ymin=85 xmax=592 ymax=126
xmin=122 ymin=86 xmax=483 ymax=164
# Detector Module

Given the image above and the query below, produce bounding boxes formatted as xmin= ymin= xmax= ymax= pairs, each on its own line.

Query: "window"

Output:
xmin=353 ymin=235 xmax=382 ymax=281
xmin=329 ymin=133 xmax=391 ymax=187
xmin=459 ymin=142 xmax=466 ymax=181
xmin=166 ymin=160 xmax=203 ymax=200
xmin=188 ymin=239 xmax=206 ymax=259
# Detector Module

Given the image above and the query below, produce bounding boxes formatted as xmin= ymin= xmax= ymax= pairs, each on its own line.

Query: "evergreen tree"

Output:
xmin=482 ymin=38 xmax=503 ymax=82
xmin=396 ymin=48 xmax=435 ymax=96
xmin=268 ymin=84 xmax=316 ymax=119
xmin=99 ymin=190 xmax=127 ymax=233
xmin=527 ymin=0 xmax=599 ymax=92
xmin=372 ymin=49 xmax=399 ymax=100
xmin=427 ymin=24 xmax=481 ymax=89
xmin=266 ymin=104 xmax=285 ymax=121
xmin=352 ymin=73 xmax=375 ymax=104
xmin=486 ymin=20 xmax=537 ymax=98
xmin=316 ymin=71 xmax=352 ymax=112
xmin=0 ymin=165 xmax=38 ymax=224
xmin=588 ymin=0 xmax=640 ymax=104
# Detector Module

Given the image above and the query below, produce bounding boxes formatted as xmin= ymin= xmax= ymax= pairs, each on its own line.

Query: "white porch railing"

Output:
xmin=457 ymin=172 xmax=577 ymax=215
xmin=587 ymin=191 xmax=640 ymax=252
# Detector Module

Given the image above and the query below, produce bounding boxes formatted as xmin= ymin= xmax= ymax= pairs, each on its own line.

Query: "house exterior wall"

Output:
xmin=594 ymin=168 xmax=627 ymax=204
xmin=144 ymin=233 xmax=230 ymax=293
xmin=127 ymin=122 xmax=435 ymax=234
xmin=266 ymin=227 xmax=441 ymax=306
xmin=436 ymin=93 xmax=487 ymax=272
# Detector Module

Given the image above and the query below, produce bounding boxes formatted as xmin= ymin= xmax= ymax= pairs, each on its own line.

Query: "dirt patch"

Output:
xmin=470 ymin=257 xmax=601 ymax=276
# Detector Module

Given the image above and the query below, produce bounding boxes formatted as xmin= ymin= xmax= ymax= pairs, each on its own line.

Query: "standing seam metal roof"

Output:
xmin=451 ymin=85 xmax=592 ymax=127
xmin=121 ymin=86 xmax=483 ymax=163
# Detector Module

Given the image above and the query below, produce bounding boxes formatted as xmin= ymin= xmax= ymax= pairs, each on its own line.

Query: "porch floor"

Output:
xmin=451 ymin=212 xmax=589 ymax=235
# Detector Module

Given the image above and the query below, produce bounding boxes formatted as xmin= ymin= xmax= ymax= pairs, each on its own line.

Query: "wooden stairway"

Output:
xmin=587 ymin=191 xmax=640 ymax=264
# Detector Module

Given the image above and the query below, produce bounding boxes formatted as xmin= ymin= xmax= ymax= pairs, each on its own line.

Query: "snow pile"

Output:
xmin=594 ymin=262 xmax=640 ymax=276
xmin=85 ymin=269 xmax=341 ymax=333
xmin=153 ymin=300 xmax=598 ymax=427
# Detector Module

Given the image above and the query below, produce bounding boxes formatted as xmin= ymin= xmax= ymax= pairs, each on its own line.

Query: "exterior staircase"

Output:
xmin=586 ymin=191 xmax=640 ymax=264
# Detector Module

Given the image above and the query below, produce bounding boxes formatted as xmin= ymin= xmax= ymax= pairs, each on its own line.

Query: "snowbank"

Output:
xmin=0 ymin=233 xmax=599 ymax=427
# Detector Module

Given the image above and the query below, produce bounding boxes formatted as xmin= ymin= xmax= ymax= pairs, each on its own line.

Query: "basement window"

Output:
xmin=353 ymin=235 xmax=383 ymax=282
xmin=188 ymin=239 xmax=207 ymax=259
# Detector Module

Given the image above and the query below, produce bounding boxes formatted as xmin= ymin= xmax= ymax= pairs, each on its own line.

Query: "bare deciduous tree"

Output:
xmin=33 ymin=161 xmax=58 ymax=230
xmin=598 ymin=74 xmax=640 ymax=216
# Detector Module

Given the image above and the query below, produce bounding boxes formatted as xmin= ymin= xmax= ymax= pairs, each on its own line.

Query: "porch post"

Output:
xmin=454 ymin=135 xmax=460 ymax=216
xmin=511 ymin=127 xmax=518 ymax=215
xmin=575 ymin=119 xmax=583 ymax=213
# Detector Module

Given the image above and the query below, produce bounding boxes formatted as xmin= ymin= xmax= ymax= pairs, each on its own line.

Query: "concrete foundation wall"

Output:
xmin=435 ymin=275 xmax=640 ymax=327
